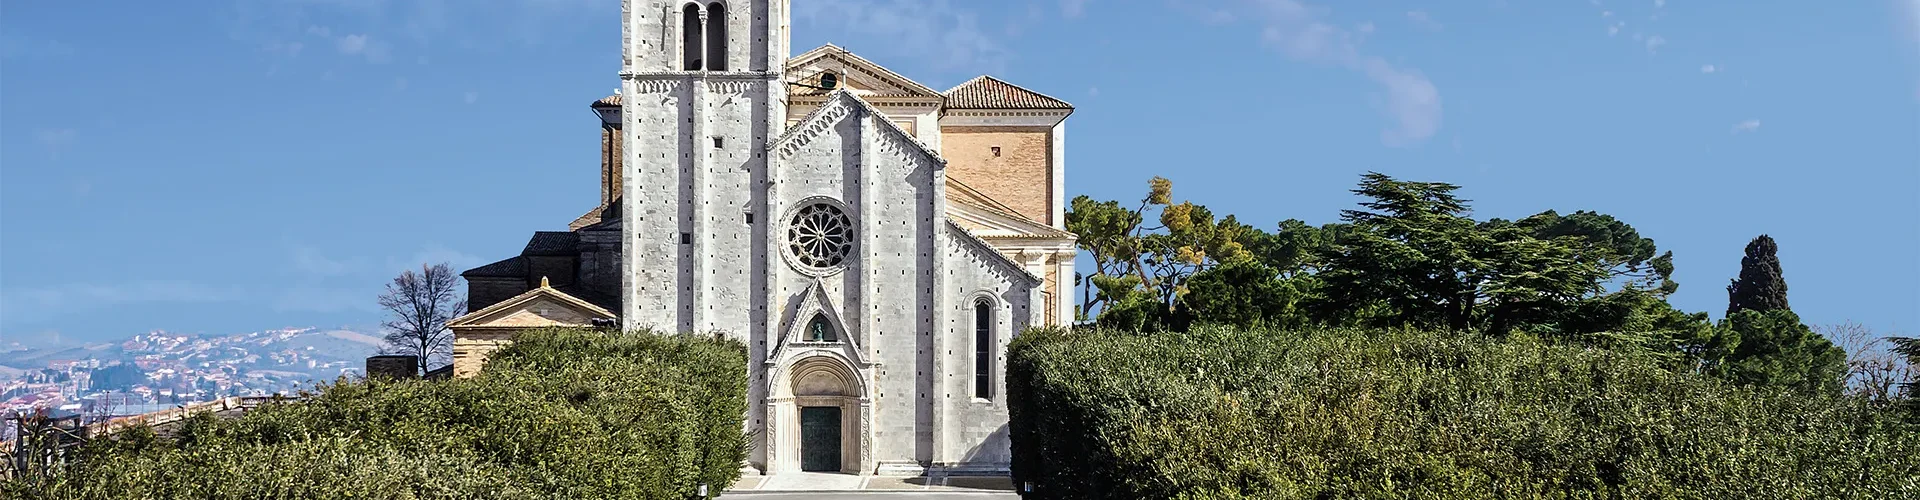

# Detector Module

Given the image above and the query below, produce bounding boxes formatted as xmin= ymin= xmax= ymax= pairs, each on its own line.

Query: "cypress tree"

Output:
xmin=1726 ymin=235 xmax=1789 ymax=316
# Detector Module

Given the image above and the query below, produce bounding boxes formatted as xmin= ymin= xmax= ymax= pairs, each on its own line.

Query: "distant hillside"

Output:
xmin=1 ymin=327 xmax=386 ymax=400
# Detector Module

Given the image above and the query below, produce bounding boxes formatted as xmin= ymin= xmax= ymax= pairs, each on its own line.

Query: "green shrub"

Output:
xmin=4 ymin=328 xmax=747 ymax=500
xmin=1008 ymin=326 xmax=1920 ymax=500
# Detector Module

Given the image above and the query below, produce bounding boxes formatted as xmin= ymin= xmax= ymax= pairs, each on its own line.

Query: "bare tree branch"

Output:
xmin=1825 ymin=322 xmax=1915 ymax=406
xmin=377 ymin=263 xmax=466 ymax=375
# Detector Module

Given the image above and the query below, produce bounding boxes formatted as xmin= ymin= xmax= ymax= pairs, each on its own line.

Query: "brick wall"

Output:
xmin=600 ymin=124 xmax=624 ymax=207
xmin=527 ymin=256 xmax=577 ymax=289
xmin=467 ymin=277 xmax=527 ymax=313
xmin=451 ymin=330 xmax=516 ymax=379
xmin=940 ymin=126 xmax=1054 ymax=225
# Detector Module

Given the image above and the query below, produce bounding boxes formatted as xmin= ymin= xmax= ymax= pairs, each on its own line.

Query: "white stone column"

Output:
xmin=1050 ymin=121 xmax=1066 ymax=229
xmin=1056 ymin=250 xmax=1076 ymax=326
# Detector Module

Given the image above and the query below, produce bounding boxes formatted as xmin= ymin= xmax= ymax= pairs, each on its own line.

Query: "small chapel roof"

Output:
xmin=448 ymin=279 xmax=616 ymax=329
xmin=522 ymin=232 xmax=580 ymax=256
xmin=592 ymin=94 xmax=621 ymax=108
xmin=463 ymin=256 xmax=527 ymax=278
xmin=943 ymin=75 xmax=1073 ymax=110
xmin=463 ymin=232 xmax=581 ymax=279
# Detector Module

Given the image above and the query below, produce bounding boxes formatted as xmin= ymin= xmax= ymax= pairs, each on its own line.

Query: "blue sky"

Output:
xmin=3 ymin=0 xmax=1916 ymax=346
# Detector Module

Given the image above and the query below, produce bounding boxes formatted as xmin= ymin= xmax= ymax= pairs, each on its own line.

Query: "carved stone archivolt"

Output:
xmin=775 ymin=99 xmax=853 ymax=159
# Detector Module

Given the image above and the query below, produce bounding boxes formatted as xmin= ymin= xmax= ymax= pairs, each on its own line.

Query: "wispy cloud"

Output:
xmin=305 ymin=25 xmax=390 ymax=63
xmin=1406 ymin=10 xmax=1442 ymax=31
xmin=1061 ymin=0 xmax=1091 ymax=18
xmin=1700 ymin=64 xmax=1718 ymax=73
xmin=1237 ymin=0 xmax=1442 ymax=146
xmin=1731 ymin=119 xmax=1762 ymax=134
xmin=793 ymin=0 xmax=1009 ymax=76
xmin=1644 ymin=35 xmax=1667 ymax=52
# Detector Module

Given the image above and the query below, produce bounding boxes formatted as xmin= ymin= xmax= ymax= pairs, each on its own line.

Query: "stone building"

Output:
xmin=452 ymin=0 xmax=1076 ymax=477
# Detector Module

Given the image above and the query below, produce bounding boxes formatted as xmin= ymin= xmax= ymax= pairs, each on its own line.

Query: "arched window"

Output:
xmin=680 ymin=3 xmax=703 ymax=70
xmin=974 ymin=300 xmax=993 ymax=400
xmin=705 ymin=2 xmax=727 ymax=71
xmin=806 ymin=313 xmax=835 ymax=342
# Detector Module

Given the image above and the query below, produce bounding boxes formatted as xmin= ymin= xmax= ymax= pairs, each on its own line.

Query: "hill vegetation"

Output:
xmin=1069 ymin=173 xmax=1877 ymax=397
xmin=1007 ymin=326 xmax=1920 ymax=499
xmin=3 ymin=327 xmax=748 ymax=500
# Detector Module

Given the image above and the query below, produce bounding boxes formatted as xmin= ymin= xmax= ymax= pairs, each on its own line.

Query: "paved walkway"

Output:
xmin=728 ymin=472 xmax=1017 ymax=495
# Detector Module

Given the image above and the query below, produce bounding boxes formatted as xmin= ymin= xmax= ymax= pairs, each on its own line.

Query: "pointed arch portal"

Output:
xmin=768 ymin=352 xmax=871 ymax=474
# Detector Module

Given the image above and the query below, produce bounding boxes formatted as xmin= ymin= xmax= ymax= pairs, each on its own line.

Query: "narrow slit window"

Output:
xmin=713 ymin=136 xmax=724 ymax=148
xmin=705 ymin=2 xmax=727 ymax=71
xmin=991 ymin=147 xmax=1002 ymax=157
xmin=974 ymin=300 xmax=992 ymax=400
xmin=681 ymin=232 xmax=692 ymax=244
xmin=681 ymin=3 xmax=703 ymax=70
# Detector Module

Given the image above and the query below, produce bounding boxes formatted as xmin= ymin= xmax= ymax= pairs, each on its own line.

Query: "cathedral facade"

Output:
xmin=451 ymin=0 xmax=1076 ymax=476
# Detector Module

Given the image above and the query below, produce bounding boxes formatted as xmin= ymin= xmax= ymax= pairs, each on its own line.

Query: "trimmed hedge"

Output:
xmin=1007 ymin=327 xmax=1920 ymax=499
xmin=5 ymin=328 xmax=748 ymax=500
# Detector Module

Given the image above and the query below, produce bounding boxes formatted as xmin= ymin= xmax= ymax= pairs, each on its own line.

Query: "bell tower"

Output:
xmin=619 ymin=0 xmax=791 ymax=336
xmin=622 ymin=0 xmax=790 ymax=73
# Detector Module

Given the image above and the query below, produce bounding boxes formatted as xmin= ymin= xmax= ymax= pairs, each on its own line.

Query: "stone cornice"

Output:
xmin=791 ymin=96 xmax=943 ymax=107
xmin=946 ymin=219 xmax=1044 ymax=286
xmin=939 ymin=109 xmax=1071 ymax=127
xmin=772 ymin=90 xmax=946 ymax=166
xmin=621 ymin=71 xmax=781 ymax=81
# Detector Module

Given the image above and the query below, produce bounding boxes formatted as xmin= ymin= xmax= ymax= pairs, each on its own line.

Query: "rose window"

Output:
xmin=786 ymin=203 xmax=854 ymax=270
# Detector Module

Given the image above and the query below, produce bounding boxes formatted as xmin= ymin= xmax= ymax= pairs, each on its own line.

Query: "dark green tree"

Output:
xmin=1314 ymin=173 xmax=1484 ymax=330
xmin=1515 ymin=210 xmax=1677 ymax=296
xmin=1184 ymin=260 xmax=1305 ymax=329
xmin=1555 ymin=288 xmax=1717 ymax=368
xmin=1313 ymin=173 xmax=1608 ymax=334
xmin=1726 ymin=235 xmax=1790 ymax=315
xmin=1243 ymin=219 xmax=1346 ymax=279
xmin=1708 ymin=309 xmax=1847 ymax=395
xmin=1703 ymin=236 xmax=1844 ymax=394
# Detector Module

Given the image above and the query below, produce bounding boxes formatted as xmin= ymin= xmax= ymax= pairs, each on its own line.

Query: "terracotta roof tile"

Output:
xmin=592 ymin=94 xmax=621 ymax=108
xmin=943 ymin=76 xmax=1072 ymax=110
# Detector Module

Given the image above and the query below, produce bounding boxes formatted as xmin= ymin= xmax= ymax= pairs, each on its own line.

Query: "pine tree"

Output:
xmin=1707 ymin=235 xmax=1846 ymax=394
xmin=1726 ymin=235 xmax=1789 ymax=316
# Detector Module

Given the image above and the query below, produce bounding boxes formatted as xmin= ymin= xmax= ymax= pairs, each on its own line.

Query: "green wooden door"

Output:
xmin=800 ymin=406 xmax=842 ymax=472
